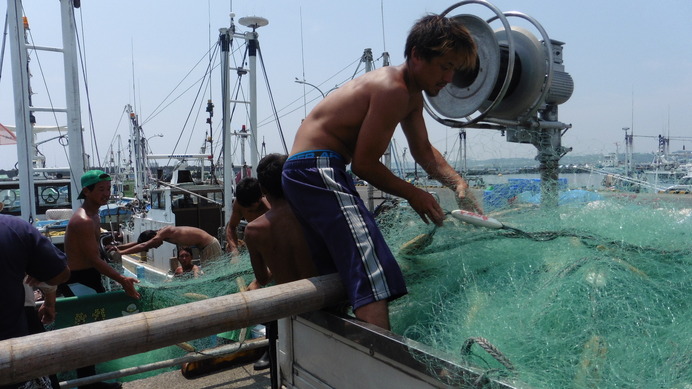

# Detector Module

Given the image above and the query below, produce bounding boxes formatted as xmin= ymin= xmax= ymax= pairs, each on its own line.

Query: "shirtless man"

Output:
xmin=244 ymin=153 xmax=317 ymax=376
xmin=61 ymin=170 xmax=137 ymax=389
xmin=245 ymin=154 xmax=317 ymax=289
xmin=282 ymin=15 xmax=480 ymax=330
xmin=225 ymin=177 xmax=270 ymax=256
xmin=117 ymin=225 xmax=222 ymax=264
xmin=62 ymin=170 xmax=140 ymax=299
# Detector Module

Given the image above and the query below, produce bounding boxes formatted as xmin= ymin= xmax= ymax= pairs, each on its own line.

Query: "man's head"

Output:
xmin=235 ymin=177 xmax=262 ymax=208
xmin=177 ymin=246 xmax=194 ymax=267
xmin=404 ymin=14 xmax=476 ymax=68
xmin=78 ymin=169 xmax=112 ymax=201
xmin=137 ymin=230 xmax=157 ymax=244
xmin=257 ymin=153 xmax=287 ymax=199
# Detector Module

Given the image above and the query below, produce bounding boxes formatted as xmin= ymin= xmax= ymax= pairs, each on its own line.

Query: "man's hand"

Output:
xmin=454 ymin=182 xmax=483 ymax=214
xmin=408 ymin=188 xmax=446 ymax=226
xmin=38 ymin=302 xmax=56 ymax=325
xmin=120 ymin=277 xmax=141 ymax=299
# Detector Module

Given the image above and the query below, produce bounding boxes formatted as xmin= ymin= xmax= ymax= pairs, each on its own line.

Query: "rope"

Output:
xmin=461 ymin=337 xmax=515 ymax=371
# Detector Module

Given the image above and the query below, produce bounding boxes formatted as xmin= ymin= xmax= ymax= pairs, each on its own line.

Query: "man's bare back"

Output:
xmin=245 ymin=200 xmax=316 ymax=286
xmin=158 ymin=226 xmax=215 ymax=247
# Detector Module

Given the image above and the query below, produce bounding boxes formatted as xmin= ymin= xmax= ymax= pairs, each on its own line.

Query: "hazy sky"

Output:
xmin=1 ymin=0 xmax=691 ymax=171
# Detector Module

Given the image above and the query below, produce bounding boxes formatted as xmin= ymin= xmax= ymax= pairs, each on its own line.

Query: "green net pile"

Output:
xmin=95 ymin=254 xmax=257 ymax=381
xmin=380 ymin=195 xmax=691 ymax=389
xmin=136 ymin=255 xmax=255 ymax=311
xmin=133 ymin=254 xmax=256 ymax=351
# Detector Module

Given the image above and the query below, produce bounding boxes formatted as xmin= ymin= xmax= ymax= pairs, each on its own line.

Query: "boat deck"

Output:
xmin=121 ymin=363 xmax=270 ymax=389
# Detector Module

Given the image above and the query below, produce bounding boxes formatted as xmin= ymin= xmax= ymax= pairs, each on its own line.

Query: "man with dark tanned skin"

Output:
xmin=282 ymin=14 xmax=481 ymax=330
xmin=61 ymin=170 xmax=139 ymax=389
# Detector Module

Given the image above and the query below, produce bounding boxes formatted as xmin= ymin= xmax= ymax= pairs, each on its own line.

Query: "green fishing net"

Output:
xmin=93 ymin=254 xmax=257 ymax=382
xmin=380 ymin=193 xmax=691 ymax=388
xmin=134 ymin=253 xmax=257 ymax=349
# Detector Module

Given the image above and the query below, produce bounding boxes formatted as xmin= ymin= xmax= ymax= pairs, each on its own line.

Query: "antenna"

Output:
xmin=380 ymin=0 xmax=387 ymax=53
xmin=238 ymin=16 xmax=269 ymax=30
xmin=299 ymin=7 xmax=307 ymax=118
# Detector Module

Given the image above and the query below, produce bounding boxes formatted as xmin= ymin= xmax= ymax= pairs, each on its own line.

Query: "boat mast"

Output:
xmin=220 ymin=16 xmax=268 ymax=218
xmin=7 ymin=0 xmax=36 ymax=220
xmin=220 ymin=19 xmax=233 ymax=220
xmin=239 ymin=16 xmax=268 ymax=179
xmin=126 ymin=105 xmax=147 ymax=202
xmin=60 ymin=0 xmax=86 ymax=206
xmin=7 ymin=0 xmax=85 ymax=220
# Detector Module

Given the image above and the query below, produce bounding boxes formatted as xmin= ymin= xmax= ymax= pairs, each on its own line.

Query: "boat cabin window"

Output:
xmin=205 ymin=191 xmax=223 ymax=205
xmin=172 ymin=193 xmax=196 ymax=208
xmin=1 ymin=179 xmax=72 ymax=216
xmin=152 ymin=192 xmax=165 ymax=210
xmin=36 ymin=183 xmax=70 ymax=208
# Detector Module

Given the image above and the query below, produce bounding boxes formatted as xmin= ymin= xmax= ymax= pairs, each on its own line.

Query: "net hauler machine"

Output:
xmin=426 ymin=1 xmax=574 ymax=207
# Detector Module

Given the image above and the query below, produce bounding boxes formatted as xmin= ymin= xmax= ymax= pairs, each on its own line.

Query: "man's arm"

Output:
xmin=244 ymin=221 xmax=272 ymax=286
xmin=225 ymin=201 xmax=242 ymax=254
xmin=350 ymin=86 xmax=448 ymax=225
xmin=115 ymin=241 xmax=139 ymax=251
xmin=117 ymin=233 xmax=164 ymax=255
xmin=401 ymin=108 xmax=482 ymax=214
xmin=117 ymin=241 xmax=152 ymax=255
xmin=37 ymin=289 xmax=57 ymax=325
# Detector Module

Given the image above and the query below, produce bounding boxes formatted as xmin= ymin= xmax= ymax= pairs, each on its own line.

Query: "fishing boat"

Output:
xmin=5 ymin=2 xmax=691 ymax=389
xmin=661 ymin=174 xmax=692 ymax=194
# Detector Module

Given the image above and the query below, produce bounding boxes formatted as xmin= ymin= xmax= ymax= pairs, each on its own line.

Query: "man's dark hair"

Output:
xmin=137 ymin=230 xmax=157 ymax=244
xmin=404 ymin=14 xmax=476 ymax=69
xmin=257 ymin=153 xmax=287 ymax=198
xmin=177 ymin=246 xmax=193 ymax=258
xmin=236 ymin=177 xmax=262 ymax=207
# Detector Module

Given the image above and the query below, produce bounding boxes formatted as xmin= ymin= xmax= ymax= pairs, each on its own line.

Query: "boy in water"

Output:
xmin=282 ymin=14 xmax=481 ymax=329
xmin=173 ymin=246 xmax=202 ymax=278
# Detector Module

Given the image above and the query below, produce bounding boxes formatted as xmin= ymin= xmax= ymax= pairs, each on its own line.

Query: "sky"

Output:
xmin=1 ymin=0 xmax=691 ymax=171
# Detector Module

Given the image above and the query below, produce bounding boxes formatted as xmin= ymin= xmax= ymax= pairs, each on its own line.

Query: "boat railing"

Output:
xmin=578 ymin=166 xmax=664 ymax=192
xmin=0 ymin=274 xmax=345 ymax=385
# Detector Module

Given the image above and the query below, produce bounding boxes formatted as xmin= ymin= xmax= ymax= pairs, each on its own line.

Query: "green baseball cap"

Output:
xmin=78 ymin=169 xmax=111 ymax=199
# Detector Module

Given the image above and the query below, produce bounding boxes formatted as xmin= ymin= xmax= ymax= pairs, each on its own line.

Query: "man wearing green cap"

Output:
xmin=61 ymin=170 xmax=140 ymax=299
xmin=58 ymin=170 xmax=140 ymax=389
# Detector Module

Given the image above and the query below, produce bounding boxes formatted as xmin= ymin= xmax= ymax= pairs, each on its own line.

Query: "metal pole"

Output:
xmin=60 ymin=0 xmax=85 ymax=208
xmin=220 ymin=27 xmax=233 ymax=220
xmin=8 ymin=0 xmax=37 ymax=221
xmin=61 ymin=339 xmax=269 ymax=388
xmin=361 ymin=49 xmax=377 ymax=212
xmin=248 ymin=32 xmax=258 ymax=178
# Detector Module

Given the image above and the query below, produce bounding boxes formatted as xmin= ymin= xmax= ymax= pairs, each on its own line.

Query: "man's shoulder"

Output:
xmin=67 ymin=208 xmax=93 ymax=228
xmin=245 ymin=214 xmax=270 ymax=238
xmin=246 ymin=213 xmax=270 ymax=228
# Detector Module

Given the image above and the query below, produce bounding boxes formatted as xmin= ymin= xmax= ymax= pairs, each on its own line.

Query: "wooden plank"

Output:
xmin=0 ymin=274 xmax=345 ymax=385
